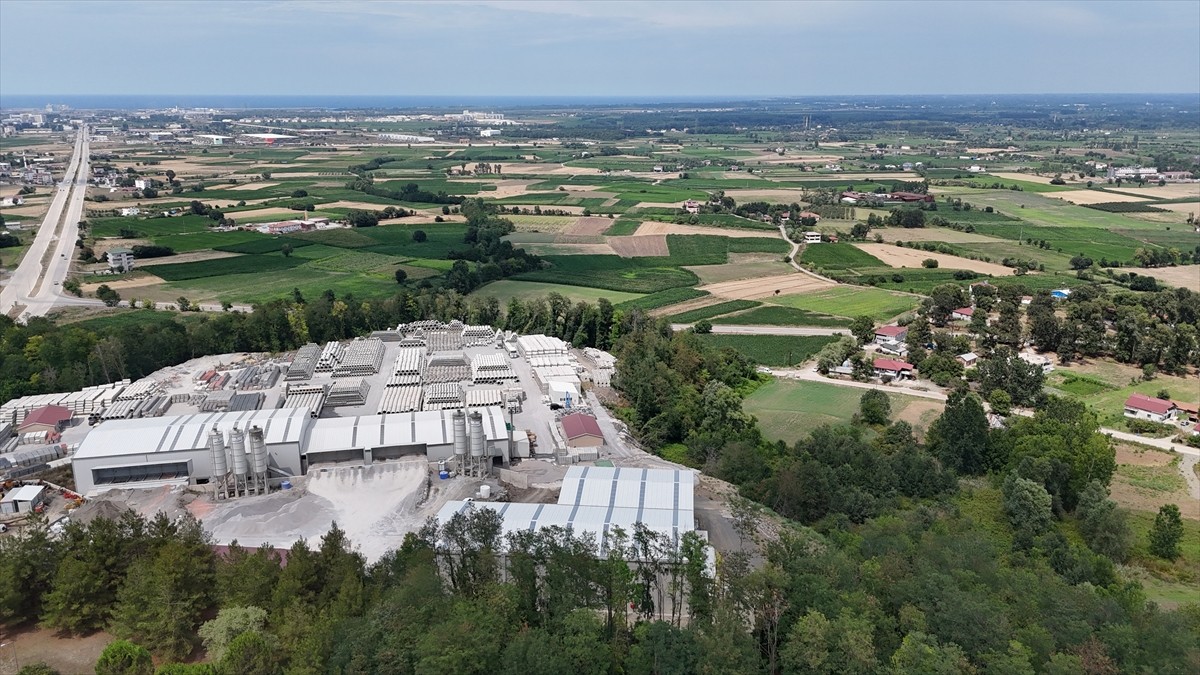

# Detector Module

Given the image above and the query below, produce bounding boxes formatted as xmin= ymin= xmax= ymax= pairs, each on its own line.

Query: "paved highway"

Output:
xmin=0 ymin=127 xmax=90 ymax=320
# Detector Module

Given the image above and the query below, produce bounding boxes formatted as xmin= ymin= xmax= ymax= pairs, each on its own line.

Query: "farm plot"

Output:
xmin=308 ymin=250 xmax=407 ymax=273
xmin=520 ymin=242 xmax=618 ymax=256
xmin=773 ymin=285 xmax=918 ymax=320
xmin=1130 ymin=266 xmax=1200 ymax=292
xmin=145 ymin=253 xmax=305 ymax=281
xmin=701 ymin=272 xmax=836 ymax=300
xmin=565 ymin=216 xmax=617 ymax=235
xmin=718 ymin=305 xmax=853 ymax=328
xmin=608 ymin=235 xmax=669 ymax=257
xmin=745 ymin=379 xmax=940 ymax=442
xmin=799 ymin=243 xmax=886 ymax=270
xmin=634 ymin=221 xmax=784 ymax=239
xmin=617 ymin=287 xmax=709 ymax=312
xmin=696 ymin=334 xmax=839 ymax=368
xmin=516 ymin=255 xmax=698 ymax=293
xmin=853 ymin=243 xmax=1022 ymax=277
xmin=505 ymin=214 xmax=579 ymax=231
xmin=472 ymin=280 xmax=643 ymax=306
xmin=1050 ymin=190 xmax=1151 ymax=205
xmin=667 ymin=300 xmax=761 ymax=323
xmin=687 ymin=259 xmax=793 ymax=284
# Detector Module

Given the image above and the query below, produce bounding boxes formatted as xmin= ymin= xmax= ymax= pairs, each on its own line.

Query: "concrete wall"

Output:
xmin=498 ymin=468 xmax=528 ymax=489
xmin=567 ymin=434 xmax=603 ymax=448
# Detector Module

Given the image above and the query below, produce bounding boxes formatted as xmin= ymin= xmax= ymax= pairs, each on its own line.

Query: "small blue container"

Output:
xmin=280 ymin=480 xmax=292 ymax=490
xmin=439 ymin=471 xmax=450 ymax=480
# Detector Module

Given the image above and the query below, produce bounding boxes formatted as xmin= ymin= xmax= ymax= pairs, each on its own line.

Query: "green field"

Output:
xmin=516 ymin=255 xmax=698 ymax=293
xmin=471 ymin=279 xmax=643 ymax=306
xmin=774 ymin=286 xmax=919 ymax=320
xmin=799 ymin=243 xmax=886 ymax=270
xmin=147 ymin=253 xmax=306 ymax=281
xmin=696 ymin=334 xmax=838 ymax=367
xmin=743 ymin=379 xmax=940 ymax=443
xmin=615 ymin=287 xmax=709 ymax=311
xmin=668 ymin=300 xmax=761 ymax=323
xmin=1045 ymin=365 xmax=1199 ymax=428
xmin=717 ymin=305 xmax=854 ymax=328
xmin=665 ymin=235 xmax=789 ymax=266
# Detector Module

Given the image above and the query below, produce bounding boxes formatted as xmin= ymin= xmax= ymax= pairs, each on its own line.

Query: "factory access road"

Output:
xmin=0 ymin=127 xmax=91 ymax=320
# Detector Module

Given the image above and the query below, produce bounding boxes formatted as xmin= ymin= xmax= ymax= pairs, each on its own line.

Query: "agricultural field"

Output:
xmin=1044 ymin=361 xmax=1200 ymax=431
xmin=744 ymin=379 xmax=943 ymax=443
xmin=798 ymin=243 xmax=885 ymax=270
xmin=667 ymin=299 xmax=761 ymax=323
xmin=716 ymin=305 xmax=854 ymax=328
xmin=470 ymin=280 xmax=643 ymax=306
xmin=695 ymin=334 xmax=838 ymax=367
xmin=773 ymin=285 xmax=919 ymax=321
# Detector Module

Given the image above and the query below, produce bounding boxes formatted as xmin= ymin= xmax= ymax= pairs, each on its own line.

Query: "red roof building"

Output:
xmin=952 ymin=307 xmax=975 ymax=319
xmin=875 ymin=325 xmax=907 ymax=339
xmin=17 ymin=405 xmax=72 ymax=434
xmin=873 ymin=358 xmax=915 ymax=377
xmin=1123 ymin=393 xmax=1176 ymax=422
xmin=561 ymin=413 xmax=604 ymax=448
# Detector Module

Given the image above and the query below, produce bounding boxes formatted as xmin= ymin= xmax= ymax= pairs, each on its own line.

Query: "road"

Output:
xmin=672 ymin=323 xmax=848 ymax=337
xmin=0 ymin=126 xmax=90 ymax=320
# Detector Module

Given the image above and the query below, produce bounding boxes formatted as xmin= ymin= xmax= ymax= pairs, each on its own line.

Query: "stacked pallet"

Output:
xmin=314 ymin=341 xmax=346 ymax=373
xmin=377 ymin=386 xmax=423 ymax=414
xmin=423 ymin=382 xmax=463 ymax=410
xmin=326 ymin=378 xmax=370 ymax=407
xmin=333 ymin=339 xmax=385 ymax=377
xmin=287 ymin=344 xmax=321 ymax=380
xmin=425 ymin=330 xmax=463 ymax=353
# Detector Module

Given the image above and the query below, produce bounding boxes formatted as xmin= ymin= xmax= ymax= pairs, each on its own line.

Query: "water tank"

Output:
xmin=439 ymin=471 xmax=450 ymax=480
xmin=208 ymin=425 xmax=228 ymax=479
xmin=452 ymin=410 xmax=467 ymax=456
xmin=248 ymin=425 xmax=268 ymax=475
xmin=229 ymin=426 xmax=249 ymax=477
xmin=468 ymin=411 xmax=485 ymax=457
xmin=480 ymin=484 xmax=492 ymax=499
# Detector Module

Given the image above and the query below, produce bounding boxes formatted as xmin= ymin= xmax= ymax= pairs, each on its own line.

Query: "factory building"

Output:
xmin=437 ymin=466 xmax=696 ymax=549
xmin=70 ymin=405 xmax=511 ymax=495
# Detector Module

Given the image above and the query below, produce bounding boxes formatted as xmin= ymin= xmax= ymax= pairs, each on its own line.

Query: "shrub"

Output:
xmin=922 ymin=258 xmax=939 ymax=269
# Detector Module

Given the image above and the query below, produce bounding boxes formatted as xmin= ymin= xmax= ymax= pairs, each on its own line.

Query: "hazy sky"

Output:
xmin=2 ymin=0 xmax=1198 ymax=98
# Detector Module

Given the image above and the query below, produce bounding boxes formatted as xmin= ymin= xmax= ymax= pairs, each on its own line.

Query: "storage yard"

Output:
xmin=0 ymin=323 xmax=740 ymax=563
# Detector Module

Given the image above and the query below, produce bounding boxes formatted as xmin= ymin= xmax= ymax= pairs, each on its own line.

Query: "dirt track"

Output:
xmin=854 ymin=243 xmax=1020 ymax=277
xmin=701 ymin=272 xmax=835 ymax=300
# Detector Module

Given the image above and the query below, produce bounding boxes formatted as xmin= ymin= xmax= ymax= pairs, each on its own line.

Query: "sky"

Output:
xmin=1 ymin=0 xmax=1198 ymax=99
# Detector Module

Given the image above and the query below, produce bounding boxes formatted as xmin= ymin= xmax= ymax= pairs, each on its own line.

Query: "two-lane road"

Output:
xmin=0 ymin=126 xmax=90 ymax=320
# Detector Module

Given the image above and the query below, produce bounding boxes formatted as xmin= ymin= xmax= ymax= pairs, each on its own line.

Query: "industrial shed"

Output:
xmin=71 ymin=408 xmax=308 ymax=495
xmin=437 ymin=466 xmax=696 ymax=549
xmin=0 ymin=484 xmax=47 ymax=515
xmin=561 ymin=413 xmax=604 ymax=447
xmin=303 ymin=406 xmax=509 ymax=465
xmin=17 ymin=405 xmax=72 ymax=434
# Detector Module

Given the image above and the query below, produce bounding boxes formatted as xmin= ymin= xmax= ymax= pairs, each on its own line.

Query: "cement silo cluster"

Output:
xmin=452 ymin=409 xmax=491 ymax=478
xmin=208 ymin=424 xmax=272 ymax=499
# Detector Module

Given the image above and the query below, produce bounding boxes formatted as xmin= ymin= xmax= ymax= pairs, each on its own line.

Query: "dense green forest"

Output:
xmin=2 ymin=320 xmax=1197 ymax=674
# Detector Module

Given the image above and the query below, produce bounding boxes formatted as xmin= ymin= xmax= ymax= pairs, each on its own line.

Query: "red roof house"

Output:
xmin=561 ymin=413 xmax=604 ymax=447
xmin=873 ymin=358 xmax=915 ymax=379
xmin=874 ymin=325 xmax=908 ymax=341
xmin=1123 ymin=393 xmax=1176 ymax=423
xmin=951 ymin=307 xmax=975 ymax=320
xmin=17 ymin=405 xmax=72 ymax=434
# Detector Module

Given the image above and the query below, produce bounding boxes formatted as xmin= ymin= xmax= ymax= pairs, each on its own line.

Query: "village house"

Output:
xmin=951 ymin=307 xmax=975 ymax=321
xmin=1123 ymin=393 xmax=1176 ymax=424
xmin=873 ymin=358 xmax=914 ymax=381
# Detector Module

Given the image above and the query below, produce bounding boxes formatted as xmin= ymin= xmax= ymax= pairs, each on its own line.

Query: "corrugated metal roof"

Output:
xmin=306 ymin=406 xmax=507 ymax=452
xmin=73 ymin=408 xmax=310 ymax=460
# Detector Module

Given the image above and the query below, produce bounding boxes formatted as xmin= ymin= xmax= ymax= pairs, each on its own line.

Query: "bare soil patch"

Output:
xmin=1133 ymin=265 xmax=1200 ymax=292
xmin=608 ymin=235 xmax=669 ymax=257
xmin=1106 ymin=184 xmax=1200 ymax=200
xmin=635 ymin=221 xmax=782 ymax=239
xmin=874 ymin=228 xmax=1001 ymax=244
xmin=853 ymin=243 xmax=1021 ymax=276
xmin=566 ymin=216 xmax=615 ymax=236
xmin=893 ymin=398 xmax=945 ymax=436
xmin=701 ymin=272 xmax=835 ymax=300
xmin=687 ymin=259 xmax=792 ymax=284
xmin=226 ymin=181 xmax=280 ymax=191
xmin=1153 ymin=201 xmax=1200 ymax=216
xmin=494 ymin=163 xmax=603 ymax=175
xmin=230 ymin=206 xmax=304 ymax=221
xmin=521 ymin=243 xmax=618 ymax=256
xmin=1109 ymin=444 xmax=1196 ymax=518
xmin=989 ymin=172 xmax=1083 ymax=186
xmin=137 ymin=249 xmax=241 ymax=266
xmin=2 ymin=624 xmax=113 ymax=674
xmin=81 ymin=273 xmax=166 ymax=293
xmin=92 ymin=238 xmax=151 ymax=256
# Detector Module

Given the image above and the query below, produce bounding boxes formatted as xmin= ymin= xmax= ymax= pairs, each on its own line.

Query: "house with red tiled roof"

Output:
xmin=873 ymin=358 xmax=914 ymax=380
xmin=1123 ymin=393 xmax=1176 ymax=424
xmin=951 ymin=307 xmax=975 ymax=321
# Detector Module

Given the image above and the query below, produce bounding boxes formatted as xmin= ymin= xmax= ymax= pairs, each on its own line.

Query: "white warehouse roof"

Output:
xmin=73 ymin=408 xmax=310 ymax=461
xmin=306 ymin=406 xmax=507 ymax=451
xmin=2 ymin=484 xmax=45 ymax=503
xmin=437 ymin=465 xmax=695 ymax=549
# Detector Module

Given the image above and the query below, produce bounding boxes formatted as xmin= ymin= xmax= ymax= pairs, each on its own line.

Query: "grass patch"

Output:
xmin=743 ymin=377 xmax=936 ymax=442
xmin=605 ymin=218 xmax=642 ymax=236
xmin=774 ymin=285 xmax=918 ymax=320
xmin=669 ymin=300 xmax=761 ymax=323
xmin=799 ymin=243 xmax=886 ymax=270
xmin=696 ymin=334 xmax=838 ymax=367
xmin=718 ymin=305 xmax=853 ymax=328
xmin=1116 ymin=461 xmax=1187 ymax=494
xmin=665 ymin=235 xmax=789 ymax=266
xmin=214 ymin=237 xmax=313 ymax=254
xmin=148 ymin=253 xmax=305 ymax=281
xmin=471 ymin=279 xmax=644 ymax=306
xmin=290 ymin=228 xmax=380 ymax=248
xmin=1047 ymin=372 xmax=1114 ymax=397
xmin=615 ymin=287 xmax=709 ymax=311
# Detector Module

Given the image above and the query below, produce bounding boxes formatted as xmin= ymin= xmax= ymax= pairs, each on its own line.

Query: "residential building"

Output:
xmin=803 ymin=231 xmax=822 ymax=244
xmin=873 ymin=325 xmax=907 ymax=355
xmin=1123 ymin=393 xmax=1176 ymax=424
xmin=1018 ymin=352 xmax=1054 ymax=374
xmin=108 ymin=247 xmax=135 ymax=272
xmin=957 ymin=352 xmax=979 ymax=367
xmin=684 ymin=199 xmax=700 ymax=214
xmin=951 ymin=307 xmax=974 ymax=321
xmin=133 ymin=177 xmax=153 ymax=190
xmin=874 ymin=358 xmax=914 ymax=380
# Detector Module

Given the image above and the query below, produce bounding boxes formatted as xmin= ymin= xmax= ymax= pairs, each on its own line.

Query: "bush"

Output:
xmin=692 ymin=319 xmax=713 ymax=334
xmin=922 ymin=258 xmax=938 ymax=269
xmin=412 ymin=229 xmax=428 ymax=242
xmin=95 ymin=640 xmax=153 ymax=675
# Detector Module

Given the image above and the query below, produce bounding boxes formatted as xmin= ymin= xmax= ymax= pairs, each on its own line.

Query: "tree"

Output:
xmin=1148 ymin=503 xmax=1183 ymax=560
xmin=692 ymin=319 xmax=712 ymax=334
xmin=280 ymin=243 xmax=293 ymax=257
xmin=889 ymin=632 xmax=972 ymax=674
xmin=199 ymin=606 xmax=268 ymax=661
xmin=1077 ymin=482 xmax=1131 ymax=562
xmin=164 ymin=169 xmax=176 ymax=183
xmin=412 ymin=229 xmax=427 ymax=243
xmin=988 ymin=389 xmax=1012 ymax=416
xmin=393 ymin=268 xmax=407 ymax=284
xmin=97 ymin=284 xmax=122 ymax=307
xmin=95 ymin=640 xmax=153 ymax=675
xmin=849 ymin=316 xmax=875 ymax=344
xmin=291 ymin=189 xmax=308 ymax=198
xmin=926 ymin=391 xmax=991 ymax=474
xmin=217 ymin=631 xmax=279 ymax=675
xmin=1002 ymin=473 xmax=1053 ymax=535
xmin=922 ymin=258 xmax=939 ymax=268
xmin=345 ymin=210 xmax=378 ymax=228
xmin=859 ymin=389 xmax=891 ymax=425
